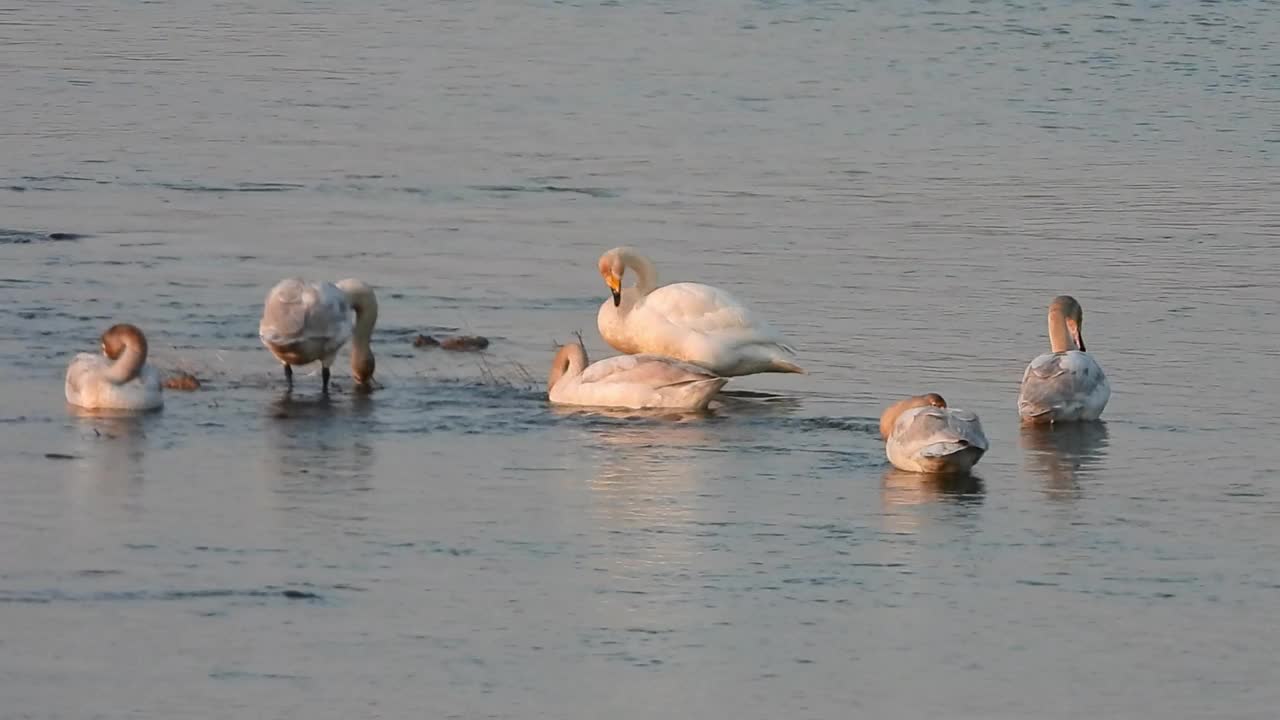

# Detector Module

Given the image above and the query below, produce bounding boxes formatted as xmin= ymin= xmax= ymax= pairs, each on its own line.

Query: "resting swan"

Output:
xmin=1017 ymin=295 xmax=1110 ymax=423
xmin=880 ymin=393 xmax=988 ymax=474
xmin=259 ymin=278 xmax=378 ymax=391
xmin=65 ymin=323 xmax=163 ymax=411
xmin=548 ymin=339 xmax=728 ymax=410
xmin=596 ymin=247 xmax=803 ymax=377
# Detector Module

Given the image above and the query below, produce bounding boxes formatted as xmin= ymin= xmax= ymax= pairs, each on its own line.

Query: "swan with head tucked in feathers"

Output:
xmin=548 ymin=338 xmax=728 ymax=410
xmin=880 ymin=393 xmax=988 ymax=474
xmin=595 ymin=246 xmax=803 ymax=377
xmin=259 ymin=277 xmax=378 ymax=391
xmin=65 ymin=323 xmax=164 ymax=411
xmin=1017 ymin=295 xmax=1110 ymax=424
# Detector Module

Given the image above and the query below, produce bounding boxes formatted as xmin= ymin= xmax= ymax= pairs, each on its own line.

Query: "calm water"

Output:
xmin=3 ymin=1 xmax=1280 ymax=717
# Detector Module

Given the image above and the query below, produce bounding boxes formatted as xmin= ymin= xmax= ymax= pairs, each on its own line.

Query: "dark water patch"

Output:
xmin=157 ymin=181 xmax=305 ymax=193
xmin=0 ymin=229 xmax=87 ymax=244
xmin=209 ymin=670 xmax=308 ymax=682
xmin=468 ymin=183 xmax=617 ymax=199
xmin=43 ymin=452 xmax=79 ymax=460
xmin=0 ymin=587 xmax=326 ymax=604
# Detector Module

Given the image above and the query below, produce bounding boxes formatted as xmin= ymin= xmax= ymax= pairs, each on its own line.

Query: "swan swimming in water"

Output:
xmin=595 ymin=246 xmax=803 ymax=377
xmin=1017 ymin=295 xmax=1110 ymax=423
xmin=547 ymin=338 xmax=728 ymax=410
xmin=65 ymin=323 xmax=164 ymax=411
xmin=259 ymin=277 xmax=378 ymax=391
xmin=880 ymin=393 xmax=988 ymax=474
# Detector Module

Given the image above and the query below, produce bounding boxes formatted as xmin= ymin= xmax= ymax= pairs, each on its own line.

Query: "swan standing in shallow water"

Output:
xmin=595 ymin=246 xmax=803 ymax=377
xmin=259 ymin=278 xmax=378 ymax=392
xmin=1017 ymin=295 xmax=1110 ymax=423
xmin=547 ymin=339 xmax=728 ymax=410
xmin=880 ymin=393 xmax=988 ymax=474
xmin=65 ymin=324 xmax=163 ymax=411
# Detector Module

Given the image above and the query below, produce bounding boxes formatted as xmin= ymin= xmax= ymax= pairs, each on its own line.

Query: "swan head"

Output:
xmin=101 ymin=323 xmax=147 ymax=361
xmin=352 ymin=349 xmax=375 ymax=386
xmin=1049 ymin=295 xmax=1085 ymax=351
xmin=598 ymin=248 xmax=629 ymax=307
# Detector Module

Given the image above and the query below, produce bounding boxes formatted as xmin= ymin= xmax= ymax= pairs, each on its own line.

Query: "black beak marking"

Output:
xmin=611 ymin=289 xmax=622 ymax=307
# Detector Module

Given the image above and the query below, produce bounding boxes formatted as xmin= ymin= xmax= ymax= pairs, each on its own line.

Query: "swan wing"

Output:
xmin=65 ymin=353 xmax=106 ymax=405
xmin=579 ymin=353 xmax=722 ymax=389
xmin=259 ymin=279 xmax=352 ymax=347
xmin=1018 ymin=351 xmax=1110 ymax=420
xmin=893 ymin=406 xmax=990 ymax=457
xmin=642 ymin=282 xmax=788 ymax=344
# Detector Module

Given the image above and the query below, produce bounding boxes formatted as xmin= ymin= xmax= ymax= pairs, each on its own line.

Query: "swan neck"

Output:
xmin=104 ymin=342 xmax=146 ymax=384
xmin=548 ymin=344 xmax=588 ymax=391
xmin=622 ymin=251 xmax=658 ymax=295
xmin=1047 ymin=305 xmax=1074 ymax=353
xmin=338 ymin=279 xmax=378 ymax=381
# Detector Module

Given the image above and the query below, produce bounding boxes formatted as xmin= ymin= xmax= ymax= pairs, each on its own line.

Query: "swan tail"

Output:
xmin=770 ymin=358 xmax=805 ymax=374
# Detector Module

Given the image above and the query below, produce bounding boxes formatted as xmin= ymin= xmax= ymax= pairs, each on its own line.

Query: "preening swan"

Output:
xmin=547 ymin=339 xmax=728 ymax=410
xmin=259 ymin=278 xmax=378 ymax=391
xmin=1017 ymin=295 xmax=1110 ymax=424
xmin=595 ymin=247 xmax=803 ymax=377
xmin=65 ymin=323 xmax=163 ymax=411
xmin=880 ymin=393 xmax=988 ymax=474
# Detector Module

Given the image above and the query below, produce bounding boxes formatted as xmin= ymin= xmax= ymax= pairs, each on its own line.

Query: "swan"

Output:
xmin=595 ymin=246 xmax=803 ymax=377
xmin=547 ymin=339 xmax=728 ymax=410
xmin=65 ymin=323 xmax=164 ymax=411
xmin=880 ymin=393 xmax=989 ymax=474
xmin=1017 ymin=295 xmax=1110 ymax=423
xmin=259 ymin=277 xmax=378 ymax=391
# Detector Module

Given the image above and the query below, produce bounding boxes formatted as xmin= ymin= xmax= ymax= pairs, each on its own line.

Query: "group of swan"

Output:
xmin=64 ymin=247 xmax=1109 ymax=476
xmin=877 ymin=294 xmax=1110 ymax=474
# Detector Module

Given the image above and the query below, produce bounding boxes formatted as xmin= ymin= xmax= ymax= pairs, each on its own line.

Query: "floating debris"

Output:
xmin=161 ymin=369 xmax=201 ymax=391
xmin=412 ymin=334 xmax=490 ymax=351
xmin=44 ymin=452 xmax=79 ymax=460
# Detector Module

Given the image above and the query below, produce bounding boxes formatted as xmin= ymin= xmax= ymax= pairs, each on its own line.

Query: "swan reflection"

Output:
xmin=263 ymin=390 xmax=377 ymax=503
xmin=65 ymin=409 xmax=154 ymax=498
xmin=1019 ymin=422 xmax=1110 ymax=499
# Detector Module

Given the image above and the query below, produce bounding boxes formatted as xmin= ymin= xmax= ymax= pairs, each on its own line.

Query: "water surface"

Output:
xmin=3 ymin=1 xmax=1279 ymax=718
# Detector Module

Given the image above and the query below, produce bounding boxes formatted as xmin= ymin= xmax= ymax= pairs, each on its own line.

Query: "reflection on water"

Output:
xmin=65 ymin=410 xmax=153 ymax=501
xmin=262 ymin=390 xmax=378 ymax=498
xmin=880 ymin=467 xmax=985 ymax=535
xmin=1019 ymin=422 xmax=1111 ymax=500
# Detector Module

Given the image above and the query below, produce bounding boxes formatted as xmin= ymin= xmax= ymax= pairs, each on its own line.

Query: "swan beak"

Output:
xmin=1070 ymin=323 xmax=1086 ymax=352
xmin=605 ymin=272 xmax=622 ymax=306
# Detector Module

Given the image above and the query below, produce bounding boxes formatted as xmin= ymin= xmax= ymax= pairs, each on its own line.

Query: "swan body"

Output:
xmin=259 ymin=277 xmax=378 ymax=390
xmin=547 ymin=341 xmax=728 ymax=410
xmin=65 ymin=324 xmax=163 ymax=411
xmin=596 ymin=247 xmax=802 ymax=377
xmin=881 ymin=393 xmax=988 ymax=474
xmin=1018 ymin=295 xmax=1109 ymax=423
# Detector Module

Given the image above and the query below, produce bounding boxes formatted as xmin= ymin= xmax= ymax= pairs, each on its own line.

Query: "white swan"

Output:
xmin=548 ymin=339 xmax=728 ymax=410
xmin=65 ymin=323 xmax=164 ymax=411
xmin=595 ymin=247 xmax=803 ymax=377
xmin=880 ymin=393 xmax=989 ymax=474
xmin=1017 ymin=295 xmax=1110 ymax=423
xmin=259 ymin=277 xmax=378 ymax=391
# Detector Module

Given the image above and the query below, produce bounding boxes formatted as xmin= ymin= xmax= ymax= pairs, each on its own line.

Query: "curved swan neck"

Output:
xmin=618 ymin=248 xmax=658 ymax=295
xmin=548 ymin=343 xmax=588 ymax=391
xmin=337 ymin=278 xmax=378 ymax=382
xmin=101 ymin=324 xmax=148 ymax=384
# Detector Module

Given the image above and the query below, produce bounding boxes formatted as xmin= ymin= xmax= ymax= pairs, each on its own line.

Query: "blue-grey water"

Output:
xmin=3 ymin=1 xmax=1279 ymax=717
